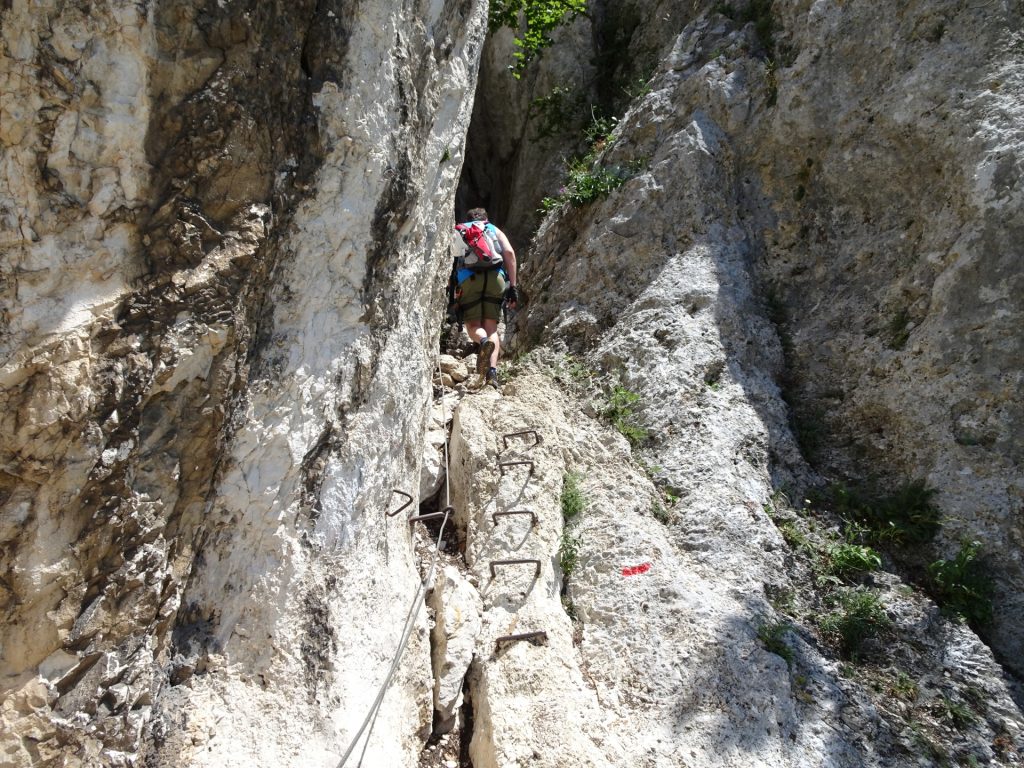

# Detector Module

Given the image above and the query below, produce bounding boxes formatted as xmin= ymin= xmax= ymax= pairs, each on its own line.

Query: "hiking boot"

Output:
xmin=476 ymin=340 xmax=495 ymax=375
xmin=485 ymin=367 xmax=500 ymax=389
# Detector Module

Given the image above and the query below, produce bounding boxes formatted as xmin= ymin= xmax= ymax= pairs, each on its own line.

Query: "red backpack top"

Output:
xmin=455 ymin=221 xmax=504 ymax=271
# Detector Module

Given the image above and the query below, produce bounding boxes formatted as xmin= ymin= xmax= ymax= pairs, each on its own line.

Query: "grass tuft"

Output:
xmin=601 ymin=385 xmax=648 ymax=446
xmin=559 ymin=529 xmax=581 ymax=578
xmin=819 ymin=587 xmax=890 ymax=659
xmin=757 ymin=619 xmax=795 ymax=667
xmin=561 ymin=472 xmax=586 ymax=522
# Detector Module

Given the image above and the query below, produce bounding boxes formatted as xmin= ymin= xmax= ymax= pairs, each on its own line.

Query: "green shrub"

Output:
xmin=757 ymin=619 xmax=794 ymax=667
xmin=539 ymin=113 xmax=646 ymax=213
xmin=565 ymin=162 xmax=626 ymax=204
xmin=819 ymin=587 xmax=890 ymax=659
xmin=560 ymin=472 xmax=586 ymax=522
xmin=601 ymin=385 xmax=648 ymax=446
xmin=928 ymin=541 xmax=993 ymax=626
xmin=828 ymin=480 xmax=940 ymax=546
xmin=541 ymin=161 xmax=633 ymax=211
xmin=826 ymin=541 xmax=882 ymax=578
xmin=489 ymin=0 xmax=588 ymax=76
xmin=583 ymin=113 xmax=617 ymax=146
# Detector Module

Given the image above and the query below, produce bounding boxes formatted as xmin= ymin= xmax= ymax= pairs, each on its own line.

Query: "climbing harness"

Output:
xmin=454 ymin=268 xmax=507 ymax=321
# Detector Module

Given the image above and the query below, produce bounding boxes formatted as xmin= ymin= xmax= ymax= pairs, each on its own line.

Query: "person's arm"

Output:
xmin=496 ymin=228 xmax=516 ymax=286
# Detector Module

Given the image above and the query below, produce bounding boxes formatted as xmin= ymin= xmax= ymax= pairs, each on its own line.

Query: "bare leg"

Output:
xmin=481 ymin=318 xmax=500 ymax=368
xmin=464 ymin=320 xmax=488 ymax=348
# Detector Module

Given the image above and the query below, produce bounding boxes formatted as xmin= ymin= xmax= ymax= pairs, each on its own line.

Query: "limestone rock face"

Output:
xmin=428 ymin=565 xmax=482 ymax=733
xmin=1 ymin=0 xmax=486 ymax=764
xmin=448 ymin=379 xmax=621 ymax=768
xmin=3 ymin=0 xmax=1023 ymax=765
xmin=751 ymin=0 xmax=1024 ymax=668
xmin=511 ymin=0 xmax=1024 ymax=676
xmin=429 ymin=368 xmax=1023 ymax=766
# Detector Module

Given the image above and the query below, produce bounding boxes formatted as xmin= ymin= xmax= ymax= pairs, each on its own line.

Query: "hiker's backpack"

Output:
xmin=455 ymin=220 xmax=504 ymax=271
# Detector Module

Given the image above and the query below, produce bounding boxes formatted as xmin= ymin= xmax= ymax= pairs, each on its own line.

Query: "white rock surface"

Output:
xmin=449 ymin=380 xmax=621 ymax=768
xmin=428 ymin=565 xmax=482 ymax=732
xmin=2 ymin=0 xmax=1023 ymax=765
xmin=0 ymin=0 xmax=488 ymax=764
xmin=511 ymin=0 xmax=1024 ymax=676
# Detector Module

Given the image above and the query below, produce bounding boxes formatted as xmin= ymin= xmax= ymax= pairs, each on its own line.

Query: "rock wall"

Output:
xmin=502 ymin=0 xmax=1024 ymax=674
xmin=1 ymin=0 xmax=486 ymax=764
xmin=426 ymin=365 xmax=1022 ymax=766
xmin=751 ymin=0 xmax=1024 ymax=669
xmin=2 ymin=0 xmax=1023 ymax=765
xmin=455 ymin=18 xmax=596 ymax=245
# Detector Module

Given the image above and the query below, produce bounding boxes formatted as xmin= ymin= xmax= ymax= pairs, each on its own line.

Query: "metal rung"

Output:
xmin=489 ymin=558 xmax=541 ymax=578
xmin=498 ymin=460 xmax=533 ymax=476
xmin=502 ymin=430 xmax=540 ymax=449
xmin=408 ymin=505 xmax=454 ymax=524
xmin=492 ymin=509 xmax=537 ymax=527
xmin=386 ymin=489 xmax=413 ymax=518
xmin=495 ymin=631 xmax=547 ymax=650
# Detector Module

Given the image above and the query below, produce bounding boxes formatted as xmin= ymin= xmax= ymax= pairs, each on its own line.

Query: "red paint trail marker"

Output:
xmin=621 ymin=562 xmax=651 ymax=577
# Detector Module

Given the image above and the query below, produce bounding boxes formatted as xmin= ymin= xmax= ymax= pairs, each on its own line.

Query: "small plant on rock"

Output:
xmin=539 ymin=113 xmax=646 ymax=213
xmin=888 ymin=669 xmax=919 ymax=701
xmin=819 ymin=587 xmax=890 ymax=659
xmin=828 ymin=480 xmax=941 ymax=546
xmin=559 ymin=472 xmax=585 ymax=612
xmin=757 ymin=619 xmax=795 ymax=667
xmin=651 ymin=499 xmax=674 ymax=525
xmin=541 ymin=160 xmax=633 ymax=211
xmin=886 ymin=307 xmax=912 ymax=349
xmin=560 ymin=354 xmax=596 ymax=385
xmin=826 ymin=541 xmax=882 ymax=578
xmin=583 ymin=112 xmax=618 ymax=147
xmin=560 ymin=472 xmax=586 ymax=522
xmin=778 ymin=520 xmax=814 ymax=554
xmin=825 ymin=525 xmax=881 ymax=578
xmin=559 ymin=529 xmax=581 ymax=578
xmin=601 ymin=385 xmax=648 ymax=447
xmin=927 ymin=540 xmax=993 ymax=626
xmin=935 ymin=694 xmax=977 ymax=730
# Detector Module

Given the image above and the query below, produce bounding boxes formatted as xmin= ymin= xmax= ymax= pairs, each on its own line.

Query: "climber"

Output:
xmin=451 ymin=207 xmax=518 ymax=388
